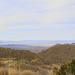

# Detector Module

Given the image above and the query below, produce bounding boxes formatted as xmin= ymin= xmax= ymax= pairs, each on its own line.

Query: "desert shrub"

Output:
xmin=0 ymin=68 xmax=8 ymax=75
xmin=41 ymin=65 xmax=53 ymax=70
xmin=0 ymin=61 xmax=6 ymax=67
xmin=10 ymin=62 xmax=27 ymax=71
xmin=10 ymin=61 xmax=48 ymax=75
xmin=2 ymin=58 xmax=7 ymax=61
xmin=11 ymin=60 xmax=29 ymax=64
xmin=30 ymin=59 xmax=43 ymax=65
xmin=39 ymin=69 xmax=48 ymax=75
xmin=54 ymin=59 xmax=75 ymax=75
xmin=8 ymin=68 xmax=20 ymax=75
xmin=28 ymin=66 xmax=48 ymax=75
xmin=10 ymin=62 xmax=37 ymax=71
xmin=20 ymin=70 xmax=38 ymax=75
xmin=30 ymin=66 xmax=41 ymax=72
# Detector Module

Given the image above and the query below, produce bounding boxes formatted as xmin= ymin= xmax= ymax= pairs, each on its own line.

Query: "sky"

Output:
xmin=0 ymin=0 xmax=75 ymax=41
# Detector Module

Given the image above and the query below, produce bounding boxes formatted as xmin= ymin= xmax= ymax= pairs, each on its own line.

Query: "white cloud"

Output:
xmin=0 ymin=24 xmax=74 ymax=33
xmin=0 ymin=0 xmax=75 ymax=40
xmin=47 ymin=0 xmax=75 ymax=9
xmin=2 ymin=29 xmax=74 ymax=41
xmin=14 ymin=0 xmax=75 ymax=9
xmin=0 ymin=0 xmax=75 ymax=25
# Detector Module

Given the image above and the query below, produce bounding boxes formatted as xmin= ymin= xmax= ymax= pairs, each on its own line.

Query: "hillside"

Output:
xmin=39 ymin=44 xmax=75 ymax=64
xmin=0 ymin=47 xmax=41 ymax=62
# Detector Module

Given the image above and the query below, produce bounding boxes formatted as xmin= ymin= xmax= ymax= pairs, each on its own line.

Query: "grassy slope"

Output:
xmin=39 ymin=44 xmax=75 ymax=64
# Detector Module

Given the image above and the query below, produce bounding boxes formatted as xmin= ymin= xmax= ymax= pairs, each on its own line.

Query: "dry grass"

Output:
xmin=0 ymin=68 xmax=8 ymax=75
xmin=8 ymin=68 xmax=20 ymax=75
xmin=20 ymin=70 xmax=39 ymax=75
xmin=0 ymin=58 xmax=55 ymax=75
xmin=48 ymin=70 xmax=54 ymax=75
xmin=0 ymin=67 xmax=54 ymax=75
xmin=10 ymin=62 xmax=27 ymax=71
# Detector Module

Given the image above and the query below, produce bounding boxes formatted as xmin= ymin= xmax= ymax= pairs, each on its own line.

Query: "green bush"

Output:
xmin=54 ymin=59 xmax=75 ymax=75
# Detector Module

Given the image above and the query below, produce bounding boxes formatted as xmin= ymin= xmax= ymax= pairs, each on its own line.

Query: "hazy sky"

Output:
xmin=0 ymin=0 xmax=75 ymax=41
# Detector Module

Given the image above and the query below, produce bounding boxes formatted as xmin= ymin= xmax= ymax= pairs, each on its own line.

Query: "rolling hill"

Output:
xmin=0 ymin=47 xmax=42 ymax=62
xmin=39 ymin=44 xmax=75 ymax=65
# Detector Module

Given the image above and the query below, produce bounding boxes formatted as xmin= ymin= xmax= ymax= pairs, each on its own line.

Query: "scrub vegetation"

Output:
xmin=0 ymin=44 xmax=75 ymax=75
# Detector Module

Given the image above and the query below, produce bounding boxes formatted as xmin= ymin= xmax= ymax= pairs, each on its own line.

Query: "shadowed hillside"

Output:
xmin=39 ymin=44 xmax=75 ymax=65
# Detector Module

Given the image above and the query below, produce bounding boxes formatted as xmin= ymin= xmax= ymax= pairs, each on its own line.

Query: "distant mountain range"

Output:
xmin=0 ymin=40 xmax=75 ymax=52
xmin=71 ymin=43 xmax=75 ymax=45
xmin=0 ymin=40 xmax=75 ymax=46
xmin=0 ymin=40 xmax=75 ymax=43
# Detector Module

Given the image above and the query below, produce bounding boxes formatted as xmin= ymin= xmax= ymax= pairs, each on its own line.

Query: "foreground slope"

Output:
xmin=39 ymin=44 xmax=75 ymax=64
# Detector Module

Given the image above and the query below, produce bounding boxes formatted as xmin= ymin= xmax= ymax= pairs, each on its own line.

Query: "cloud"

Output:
xmin=0 ymin=0 xmax=75 ymax=25
xmin=14 ymin=0 xmax=75 ymax=10
xmin=0 ymin=29 xmax=74 ymax=41
xmin=0 ymin=0 xmax=75 ymax=40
